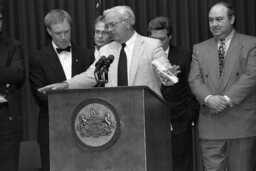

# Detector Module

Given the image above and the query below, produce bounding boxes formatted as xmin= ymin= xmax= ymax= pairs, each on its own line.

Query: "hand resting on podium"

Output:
xmin=38 ymin=82 xmax=69 ymax=94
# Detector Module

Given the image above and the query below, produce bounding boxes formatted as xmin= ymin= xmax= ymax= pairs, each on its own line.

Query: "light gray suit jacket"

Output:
xmin=189 ymin=31 xmax=256 ymax=139
xmin=67 ymin=33 xmax=169 ymax=96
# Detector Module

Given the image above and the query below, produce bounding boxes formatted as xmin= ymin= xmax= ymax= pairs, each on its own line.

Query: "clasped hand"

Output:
xmin=206 ymin=95 xmax=233 ymax=114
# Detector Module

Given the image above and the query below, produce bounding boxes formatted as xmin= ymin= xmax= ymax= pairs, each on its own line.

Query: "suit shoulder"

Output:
xmin=236 ymin=33 xmax=256 ymax=43
xmin=171 ymin=45 xmax=190 ymax=55
xmin=193 ymin=38 xmax=214 ymax=50
xmin=139 ymin=35 xmax=161 ymax=47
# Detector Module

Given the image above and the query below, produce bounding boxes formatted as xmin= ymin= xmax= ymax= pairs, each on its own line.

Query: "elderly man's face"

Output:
xmin=208 ymin=4 xmax=234 ymax=39
xmin=104 ymin=12 xmax=128 ymax=43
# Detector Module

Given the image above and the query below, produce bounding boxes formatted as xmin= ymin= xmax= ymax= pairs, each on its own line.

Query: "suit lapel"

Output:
xmin=45 ymin=44 xmax=66 ymax=80
xmin=71 ymin=45 xmax=80 ymax=76
xmin=129 ymin=36 xmax=144 ymax=85
xmin=219 ymin=32 xmax=240 ymax=91
xmin=205 ymin=39 xmax=220 ymax=88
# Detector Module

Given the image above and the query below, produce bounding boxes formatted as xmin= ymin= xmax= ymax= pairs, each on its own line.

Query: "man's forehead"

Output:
xmin=209 ymin=5 xmax=228 ymax=17
xmin=95 ymin=22 xmax=106 ymax=30
xmin=105 ymin=12 xmax=121 ymax=22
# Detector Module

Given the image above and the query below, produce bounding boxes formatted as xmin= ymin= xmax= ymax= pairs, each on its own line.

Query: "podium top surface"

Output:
xmin=48 ymin=86 xmax=168 ymax=105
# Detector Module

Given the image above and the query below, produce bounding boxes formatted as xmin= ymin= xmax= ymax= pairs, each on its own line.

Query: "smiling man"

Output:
xmin=189 ymin=2 xmax=256 ymax=171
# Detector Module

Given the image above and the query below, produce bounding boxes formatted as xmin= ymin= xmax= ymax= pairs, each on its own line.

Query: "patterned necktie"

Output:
xmin=118 ymin=43 xmax=128 ymax=86
xmin=56 ymin=46 xmax=71 ymax=54
xmin=218 ymin=39 xmax=225 ymax=76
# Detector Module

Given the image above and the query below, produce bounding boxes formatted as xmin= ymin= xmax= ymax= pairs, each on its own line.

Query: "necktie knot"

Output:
xmin=56 ymin=46 xmax=71 ymax=54
xmin=121 ymin=43 xmax=126 ymax=48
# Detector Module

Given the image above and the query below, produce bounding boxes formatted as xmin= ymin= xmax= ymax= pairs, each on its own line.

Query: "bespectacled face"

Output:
xmin=150 ymin=29 xmax=171 ymax=51
xmin=47 ymin=19 xmax=71 ymax=48
xmin=208 ymin=4 xmax=234 ymax=39
xmin=94 ymin=21 xmax=111 ymax=48
xmin=104 ymin=12 xmax=128 ymax=43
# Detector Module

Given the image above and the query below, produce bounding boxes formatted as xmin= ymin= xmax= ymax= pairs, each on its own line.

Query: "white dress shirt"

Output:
xmin=52 ymin=42 xmax=72 ymax=80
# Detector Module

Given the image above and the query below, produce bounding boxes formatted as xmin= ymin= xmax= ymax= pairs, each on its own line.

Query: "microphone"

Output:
xmin=94 ymin=56 xmax=107 ymax=73
xmin=94 ymin=55 xmax=114 ymax=87
xmin=99 ymin=55 xmax=114 ymax=74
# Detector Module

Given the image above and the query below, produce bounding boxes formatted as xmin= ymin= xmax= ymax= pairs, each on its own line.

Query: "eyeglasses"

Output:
xmin=94 ymin=30 xmax=109 ymax=36
xmin=106 ymin=20 xmax=125 ymax=29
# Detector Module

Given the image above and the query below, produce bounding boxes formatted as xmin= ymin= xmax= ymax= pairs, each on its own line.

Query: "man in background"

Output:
xmin=148 ymin=16 xmax=199 ymax=171
xmin=0 ymin=4 xmax=24 ymax=171
xmin=29 ymin=9 xmax=94 ymax=171
xmin=93 ymin=15 xmax=112 ymax=59
xmin=189 ymin=2 xmax=256 ymax=170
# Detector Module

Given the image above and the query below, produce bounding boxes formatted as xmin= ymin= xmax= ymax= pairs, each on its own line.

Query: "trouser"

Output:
xmin=0 ymin=103 xmax=21 ymax=171
xmin=200 ymin=137 xmax=256 ymax=171
xmin=171 ymin=127 xmax=193 ymax=171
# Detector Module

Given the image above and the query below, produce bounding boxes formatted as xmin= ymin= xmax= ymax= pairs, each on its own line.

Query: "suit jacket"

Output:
xmin=67 ymin=33 xmax=170 ymax=96
xmin=0 ymin=35 xmax=24 ymax=119
xmin=30 ymin=43 xmax=94 ymax=117
xmin=189 ymin=31 xmax=256 ymax=139
xmin=161 ymin=45 xmax=199 ymax=134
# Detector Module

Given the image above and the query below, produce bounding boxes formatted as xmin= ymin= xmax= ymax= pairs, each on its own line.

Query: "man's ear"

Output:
xmin=46 ymin=27 xmax=52 ymax=36
xmin=230 ymin=16 xmax=235 ymax=25
xmin=168 ymin=34 xmax=172 ymax=41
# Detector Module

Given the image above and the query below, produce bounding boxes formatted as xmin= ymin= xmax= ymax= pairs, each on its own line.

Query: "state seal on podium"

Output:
xmin=71 ymin=98 xmax=121 ymax=151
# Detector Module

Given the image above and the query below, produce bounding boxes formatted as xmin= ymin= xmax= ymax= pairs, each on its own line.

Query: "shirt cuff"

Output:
xmin=204 ymin=95 xmax=212 ymax=104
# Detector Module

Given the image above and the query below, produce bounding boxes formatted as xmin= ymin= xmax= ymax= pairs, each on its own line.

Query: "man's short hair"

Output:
xmin=103 ymin=5 xmax=135 ymax=26
xmin=44 ymin=9 xmax=71 ymax=29
xmin=94 ymin=15 xmax=105 ymax=30
xmin=211 ymin=2 xmax=235 ymax=19
xmin=148 ymin=16 xmax=173 ymax=37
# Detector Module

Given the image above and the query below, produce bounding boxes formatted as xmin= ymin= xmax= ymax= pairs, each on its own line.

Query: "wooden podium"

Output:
xmin=48 ymin=86 xmax=172 ymax=171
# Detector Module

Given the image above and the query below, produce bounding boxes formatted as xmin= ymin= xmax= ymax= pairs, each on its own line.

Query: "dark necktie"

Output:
xmin=56 ymin=46 xmax=71 ymax=54
xmin=218 ymin=39 xmax=225 ymax=76
xmin=118 ymin=43 xmax=128 ymax=86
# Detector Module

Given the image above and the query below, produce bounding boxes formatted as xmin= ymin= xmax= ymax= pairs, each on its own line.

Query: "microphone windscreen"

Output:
xmin=107 ymin=55 xmax=114 ymax=63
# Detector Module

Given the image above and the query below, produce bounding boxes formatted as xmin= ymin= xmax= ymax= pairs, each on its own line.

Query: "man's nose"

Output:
xmin=61 ymin=32 xmax=66 ymax=39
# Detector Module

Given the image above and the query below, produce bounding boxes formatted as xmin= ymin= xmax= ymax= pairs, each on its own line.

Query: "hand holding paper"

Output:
xmin=152 ymin=59 xmax=180 ymax=86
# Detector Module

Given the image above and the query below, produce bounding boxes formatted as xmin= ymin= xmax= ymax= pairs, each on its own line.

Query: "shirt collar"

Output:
xmin=124 ymin=31 xmax=137 ymax=50
xmin=52 ymin=41 xmax=71 ymax=53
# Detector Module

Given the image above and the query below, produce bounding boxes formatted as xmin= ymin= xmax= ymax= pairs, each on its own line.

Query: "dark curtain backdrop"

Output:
xmin=2 ymin=0 xmax=255 ymax=145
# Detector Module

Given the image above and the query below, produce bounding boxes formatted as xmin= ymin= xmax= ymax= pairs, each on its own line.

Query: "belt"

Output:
xmin=0 ymin=102 xmax=8 ymax=108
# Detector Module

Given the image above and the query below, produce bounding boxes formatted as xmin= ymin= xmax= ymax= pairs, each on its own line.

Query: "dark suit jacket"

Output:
xmin=189 ymin=31 xmax=256 ymax=139
xmin=29 ymin=43 xmax=94 ymax=142
xmin=161 ymin=44 xmax=199 ymax=134
xmin=30 ymin=43 xmax=94 ymax=115
xmin=0 ymin=35 xmax=24 ymax=120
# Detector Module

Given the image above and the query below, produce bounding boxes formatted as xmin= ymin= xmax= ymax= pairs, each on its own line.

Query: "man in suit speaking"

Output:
xmin=189 ymin=2 xmax=256 ymax=171
xmin=39 ymin=6 xmax=179 ymax=96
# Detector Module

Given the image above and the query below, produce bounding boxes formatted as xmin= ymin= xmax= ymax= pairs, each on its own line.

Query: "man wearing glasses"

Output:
xmin=93 ymin=15 xmax=112 ymax=59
